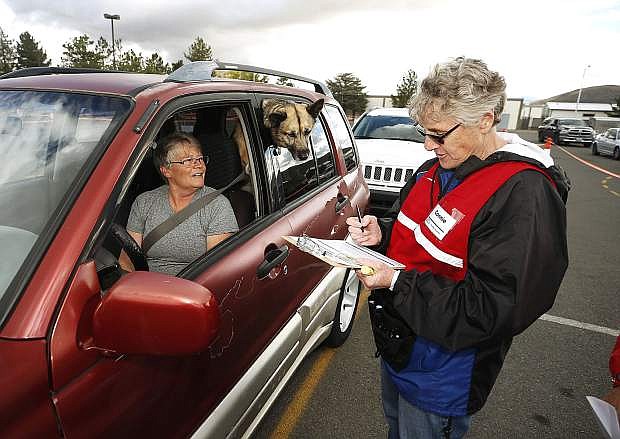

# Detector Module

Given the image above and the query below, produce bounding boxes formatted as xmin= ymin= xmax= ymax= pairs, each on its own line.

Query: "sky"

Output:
xmin=1 ymin=0 xmax=619 ymax=102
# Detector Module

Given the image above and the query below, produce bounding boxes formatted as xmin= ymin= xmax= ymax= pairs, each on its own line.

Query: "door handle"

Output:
xmin=335 ymin=194 xmax=349 ymax=213
xmin=257 ymin=245 xmax=290 ymax=279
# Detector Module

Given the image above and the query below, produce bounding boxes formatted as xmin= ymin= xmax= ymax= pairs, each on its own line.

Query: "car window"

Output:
xmin=324 ymin=105 xmax=358 ymax=172
xmin=311 ymin=118 xmax=336 ymax=184
xmin=0 ymin=90 xmax=130 ymax=303
xmin=559 ymin=119 xmax=586 ymax=126
xmin=96 ymin=102 xmax=257 ymax=286
xmin=353 ymin=113 xmax=424 ymax=143
xmin=274 ymin=138 xmax=318 ymax=204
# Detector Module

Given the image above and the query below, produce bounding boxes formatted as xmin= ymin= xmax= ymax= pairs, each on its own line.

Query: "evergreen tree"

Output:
xmin=144 ymin=53 xmax=170 ymax=74
xmin=61 ymin=35 xmax=109 ymax=68
xmin=15 ymin=31 xmax=51 ymax=69
xmin=326 ymin=73 xmax=368 ymax=117
xmin=276 ymin=76 xmax=294 ymax=87
xmin=391 ymin=69 xmax=418 ymax=108
xmin=171 ymin=59 xmax=184 ymax=72
xmin=117 ymin=49 xmax=144 ymax=72
xmin=0 ymin=27 xmax=16 ymax=74
xmin=213 ymin=70 xmax=268 ymax=83
xmin=184 ymin=37 xmax=213 ymax=62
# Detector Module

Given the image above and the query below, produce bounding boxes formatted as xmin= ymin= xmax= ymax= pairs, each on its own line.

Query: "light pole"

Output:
xmin=103 ymin=13 xmax=120 ymax=69
xmin=575 ymin=64 xmax=590 ymax=114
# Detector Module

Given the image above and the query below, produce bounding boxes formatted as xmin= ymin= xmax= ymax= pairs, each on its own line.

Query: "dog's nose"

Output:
xmin=297 ymin=151 xmax=309 ymax=160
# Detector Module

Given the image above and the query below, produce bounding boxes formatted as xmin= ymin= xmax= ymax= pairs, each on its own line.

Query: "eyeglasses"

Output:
xmin=168 ymin=155 xmax=209 ymax=167
xmin=416 ymin=123 xmax=461 ymax=145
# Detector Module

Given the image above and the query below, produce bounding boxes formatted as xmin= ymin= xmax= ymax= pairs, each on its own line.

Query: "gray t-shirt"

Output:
xmin=127 ymin=185 xmax=238 ymax=275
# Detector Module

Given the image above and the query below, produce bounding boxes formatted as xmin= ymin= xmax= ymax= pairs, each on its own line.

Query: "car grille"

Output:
xmin=567 ymin=128 xmax=593 ymax=137
xmin=364 ymin=164 xmax=416 ymax=186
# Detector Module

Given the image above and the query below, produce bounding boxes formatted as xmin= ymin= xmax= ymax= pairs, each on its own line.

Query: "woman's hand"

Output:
xmin=355 ymin=258 xmax=395 ymax=290
xmin=346 ymin=214 xmax=382 ymax=246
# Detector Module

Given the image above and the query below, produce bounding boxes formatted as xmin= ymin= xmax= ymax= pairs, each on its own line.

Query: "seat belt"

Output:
xmin=142 ymin=172 xmax=246 ymax=253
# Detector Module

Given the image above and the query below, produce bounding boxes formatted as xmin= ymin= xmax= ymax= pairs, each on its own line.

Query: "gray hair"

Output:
xmin=409 ymin=57 xmax=506 ymax=127
xmin=153 ymin=132 xmax=202 ymax=179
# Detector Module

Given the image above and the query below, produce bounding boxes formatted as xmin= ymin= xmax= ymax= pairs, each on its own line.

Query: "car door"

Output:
xmin=48 ymin=94 xmax=303 ymax=438
xmin=600 ymin=129 xmax=612 ymax=154
xmin=255 ymin=93 xmax=354 ymax=315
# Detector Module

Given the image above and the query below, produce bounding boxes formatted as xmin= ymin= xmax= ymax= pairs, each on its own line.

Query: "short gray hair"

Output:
xmin=409 ymin=57 xmax=506 ymax=127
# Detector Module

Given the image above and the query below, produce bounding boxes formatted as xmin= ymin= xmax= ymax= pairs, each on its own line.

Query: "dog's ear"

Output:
xmin=306 ymin=98 xmax=324 ymax=119
xmin=262 ymin=99 xmax=288 ymax=128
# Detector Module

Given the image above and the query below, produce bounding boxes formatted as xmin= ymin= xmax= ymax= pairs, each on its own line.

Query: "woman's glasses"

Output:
xmin=416 ymin=123 xmax=461 ymax=145
xmin=168 ymin=155 xmax=209 ymax=167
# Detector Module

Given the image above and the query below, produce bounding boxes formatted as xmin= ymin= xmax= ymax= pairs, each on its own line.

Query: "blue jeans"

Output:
xmin=381 ymin=363 xmax=471 ymax=439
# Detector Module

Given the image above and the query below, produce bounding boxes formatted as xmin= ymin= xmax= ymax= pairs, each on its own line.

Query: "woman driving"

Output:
xmin=123 ymin=132 xmax=238 ymax=275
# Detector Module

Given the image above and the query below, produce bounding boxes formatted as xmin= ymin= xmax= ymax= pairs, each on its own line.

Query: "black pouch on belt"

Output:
xmin=368 ymin=289 xmax=416 ymax=372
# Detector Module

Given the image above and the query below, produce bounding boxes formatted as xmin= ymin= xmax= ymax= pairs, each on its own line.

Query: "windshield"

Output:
xmin=559 ymin=119 xmax=587 ymax=126
xmin=353 ymin=114 xmax=425 ymax=142
xmin=0 ymin=90 xmax=131 ymax=303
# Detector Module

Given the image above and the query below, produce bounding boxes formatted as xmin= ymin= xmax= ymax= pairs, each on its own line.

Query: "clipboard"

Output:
xmin=283 ymin=235 xmax=405 ymax=270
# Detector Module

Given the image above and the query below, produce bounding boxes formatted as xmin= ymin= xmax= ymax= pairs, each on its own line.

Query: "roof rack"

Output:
xmin=0 ymin=66 xmax=123 ymax=80
xmin=164 ymin=60 xmax=332 ymax=97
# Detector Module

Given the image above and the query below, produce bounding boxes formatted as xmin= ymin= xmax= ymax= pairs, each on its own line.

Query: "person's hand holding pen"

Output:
xmin=346 ymin=209 xmax=382 ymax=247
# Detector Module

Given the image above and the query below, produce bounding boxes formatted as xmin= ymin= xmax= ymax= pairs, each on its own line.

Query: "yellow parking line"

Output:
xmin=269 ymin=287 xmax=370 ymax=439
xmin=610 ymin=190 xmax=620 ymax=197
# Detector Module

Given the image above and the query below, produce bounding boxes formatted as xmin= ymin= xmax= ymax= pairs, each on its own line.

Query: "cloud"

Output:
xmin=1 ymin=0 xmax=619 ymax=101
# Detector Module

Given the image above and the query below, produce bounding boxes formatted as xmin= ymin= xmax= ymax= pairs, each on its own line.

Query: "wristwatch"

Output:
xmin=612 ymin=373 xmax=620 ymax=388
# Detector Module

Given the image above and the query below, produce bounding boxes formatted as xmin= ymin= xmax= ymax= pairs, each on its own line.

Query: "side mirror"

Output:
xmin=92 ymin=271 xmax=220 ymax=355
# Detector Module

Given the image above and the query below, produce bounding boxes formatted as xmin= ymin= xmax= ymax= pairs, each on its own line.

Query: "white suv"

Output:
xmin=352 ymin=107 xmax=434 ymax=214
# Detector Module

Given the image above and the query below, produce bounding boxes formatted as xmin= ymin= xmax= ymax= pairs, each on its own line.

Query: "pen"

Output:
xmin=356 ymin=205 xmax=365 ymax=233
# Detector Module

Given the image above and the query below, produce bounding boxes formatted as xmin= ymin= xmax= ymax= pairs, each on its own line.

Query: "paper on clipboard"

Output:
xmin=283 ymin=235 xmax=405 ymax=270
xmin=586 ymin=396 xmax=620 ymax=439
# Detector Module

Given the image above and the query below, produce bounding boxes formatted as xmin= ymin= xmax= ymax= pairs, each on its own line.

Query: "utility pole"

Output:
xmin=103 ymin=13 xmax=121 ymax=69
xmin=575 ymin=64 xmax=590 ymax=114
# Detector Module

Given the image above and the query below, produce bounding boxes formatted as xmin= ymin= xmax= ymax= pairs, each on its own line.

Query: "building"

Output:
xmin=521 ymin=85 xmax=620 ymax=129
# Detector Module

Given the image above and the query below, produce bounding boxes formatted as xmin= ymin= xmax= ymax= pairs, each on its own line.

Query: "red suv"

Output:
xmin=0 ymin=61 xmax=369 ymax=438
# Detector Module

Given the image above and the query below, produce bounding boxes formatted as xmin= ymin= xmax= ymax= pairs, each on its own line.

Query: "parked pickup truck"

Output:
xmin=538 ymin=117 xmax=595 ymax=147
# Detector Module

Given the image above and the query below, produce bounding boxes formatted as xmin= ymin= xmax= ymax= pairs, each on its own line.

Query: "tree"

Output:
xmin=0 ymin=27 xmax=16 ymax=75
xmin=144 ymin=53 xmax=170 ymax=74
xmin=117 ymin=49 xmax=144 ymax=72
xmin=326 ymin=73 xmax=368 ymax=117
xmin=276 ymin=76 xmax=294 ymax=87
xmin=15 ymin=31 xmax=50 ymax=69
xmin=184 ymin=36 xmax=213 ymax=62
xmin=213 ymin=70 xmax=268 ymax=83
xmin=170 ymin=59 xmax=184 ymax=72
xmin=61 ymin=35 xmax=109 ymax=68
xmin=391 ymin=69 xmax=418 ymax=108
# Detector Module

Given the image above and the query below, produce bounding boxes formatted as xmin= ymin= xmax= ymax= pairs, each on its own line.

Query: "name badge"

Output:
xmin=424 ymin=204 xmax=457 ymax=240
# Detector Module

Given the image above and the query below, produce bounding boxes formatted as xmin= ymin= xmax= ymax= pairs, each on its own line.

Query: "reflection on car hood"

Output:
xmin=356 ymin=138 xmax=435 ymax=166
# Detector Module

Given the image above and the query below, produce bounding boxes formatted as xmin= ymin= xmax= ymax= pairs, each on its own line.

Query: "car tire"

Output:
xmin=614 ymin=147 xmax=620 ymax=161
xmin=323 ymin=268 xmax=361 ymax=348
xmin=592 ymin=142 xmax=599 ymax=155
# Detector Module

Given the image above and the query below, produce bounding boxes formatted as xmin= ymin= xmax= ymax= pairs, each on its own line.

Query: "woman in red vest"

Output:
xmin=347 ymin=57 xmax=569 ymax=438
xmin=603 ymin=335 xmax=620 ymax=415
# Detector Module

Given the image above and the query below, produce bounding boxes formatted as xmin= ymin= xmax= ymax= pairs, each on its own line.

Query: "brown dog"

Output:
xmin=262 ymin=98 xmax=324 ymax=160
xmin=232 ymin=98 xmax=325 ymax=174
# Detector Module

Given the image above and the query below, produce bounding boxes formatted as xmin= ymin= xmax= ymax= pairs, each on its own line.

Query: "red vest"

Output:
xmin=387 ymin=162 xmax=551 ymax=281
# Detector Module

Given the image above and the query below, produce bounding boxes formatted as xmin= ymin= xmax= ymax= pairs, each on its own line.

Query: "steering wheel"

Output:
xmin=109 ymin=223 xmax=149 ymax=271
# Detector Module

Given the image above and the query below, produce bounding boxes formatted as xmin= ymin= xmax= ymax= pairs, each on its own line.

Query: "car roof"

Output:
xmin=0 ymin=62 xmax=333 ymax=99
xmin=0 ymin=73 xmax=167 ymax=95
xmin=366 ymin=107 xmax=411 ymax=117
